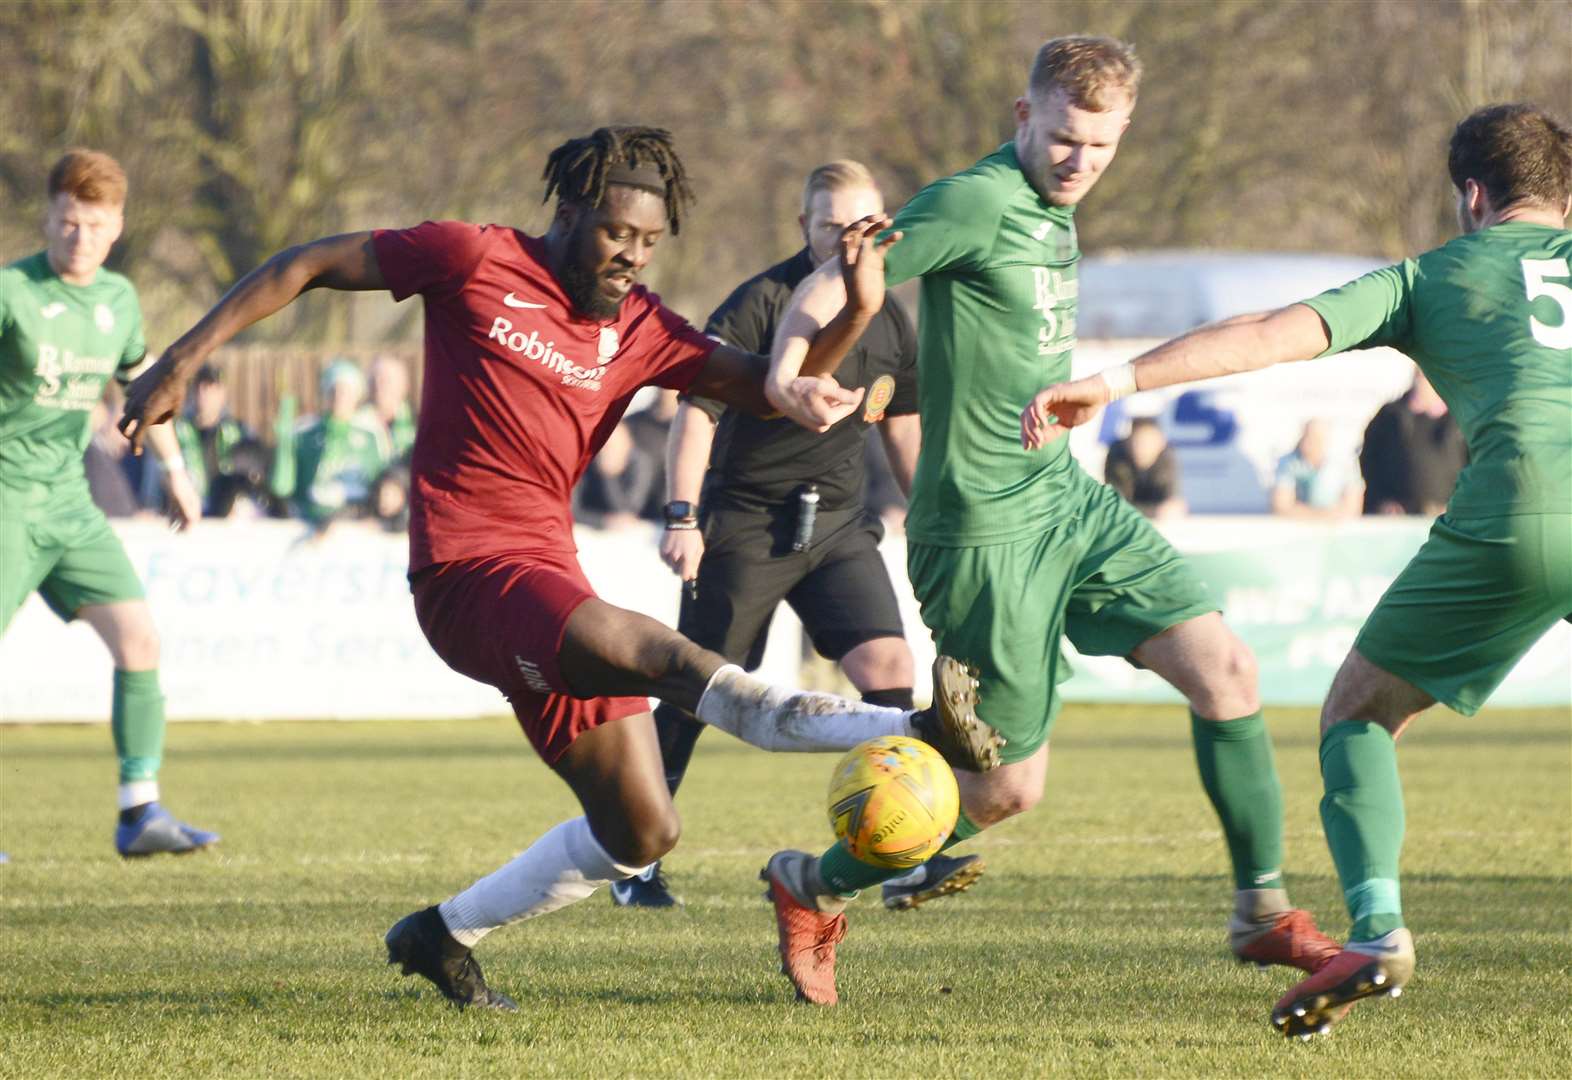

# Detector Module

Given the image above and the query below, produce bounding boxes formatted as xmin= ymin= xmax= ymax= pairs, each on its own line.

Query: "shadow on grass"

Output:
xmin=0 ymin=738 xmax=533 ymax=766
xmin=503 ymin=984 xmax=786 ymax=1008
xmin=9 ymin=982 xmax=794 ymax=1016
xmin=12 ymin=988 xmax=318 ymax=1011
xmin=1005 ymin=871 xmax=1570 ymax=890
xmin=1403 ymin=872 xmax=1572 ymax=886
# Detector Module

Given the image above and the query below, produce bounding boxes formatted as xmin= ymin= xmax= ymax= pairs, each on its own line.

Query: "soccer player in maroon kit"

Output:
xmin=121 ymin=127 xmax=1000 ymax=1009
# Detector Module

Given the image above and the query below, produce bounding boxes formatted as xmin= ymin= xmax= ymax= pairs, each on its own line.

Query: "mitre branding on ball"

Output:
xmin=827 ymin=735 xmax=961 ymax=869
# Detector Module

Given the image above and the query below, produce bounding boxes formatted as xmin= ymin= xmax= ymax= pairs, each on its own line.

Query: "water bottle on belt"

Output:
xmin=792 ymin=484 xmax=819 ymax=553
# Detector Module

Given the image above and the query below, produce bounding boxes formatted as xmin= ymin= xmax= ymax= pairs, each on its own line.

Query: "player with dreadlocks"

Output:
xmin=120 ymin=125 xmax=1002 ymax=1010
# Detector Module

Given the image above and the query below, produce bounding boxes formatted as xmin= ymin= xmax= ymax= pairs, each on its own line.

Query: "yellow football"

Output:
xmin=827 ymin=735 xmax=960 ymax=869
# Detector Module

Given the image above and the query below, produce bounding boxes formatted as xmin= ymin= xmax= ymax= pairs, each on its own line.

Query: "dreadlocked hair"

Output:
xmin=541 ymin=126 xmax=695 ymax=234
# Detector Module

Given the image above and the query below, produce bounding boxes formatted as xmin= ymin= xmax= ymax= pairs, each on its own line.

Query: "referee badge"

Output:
xmin=863 ymin=374 xmax=896 ymax=422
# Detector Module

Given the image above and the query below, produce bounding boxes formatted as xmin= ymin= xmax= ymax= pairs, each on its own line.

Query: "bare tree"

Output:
xmin=5 ymin=0 xmax=1566 ymax=347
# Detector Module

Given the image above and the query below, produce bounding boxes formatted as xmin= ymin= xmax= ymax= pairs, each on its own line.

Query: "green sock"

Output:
xmin=112 ymin=669 xmax=165 ymax=784
xmin=1319 ymin=720 xmax=1405 ymax=942
xmin=937 ymin=808 xmax=983 ymax=854
xmin=1190 ymin=710 xmax=1285 ymax=891
xmin=817 ymin=809 xmax=985 ymax=896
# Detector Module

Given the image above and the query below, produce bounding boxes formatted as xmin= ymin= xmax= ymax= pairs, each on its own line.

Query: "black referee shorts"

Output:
xmin=677 ymin=504 xmax=906 ymax=668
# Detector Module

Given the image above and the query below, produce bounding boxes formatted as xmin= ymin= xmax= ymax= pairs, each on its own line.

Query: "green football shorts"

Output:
xmin=1356 ymin=512 xmax=1572 ymax=716
xmin=0 ymin=485 xmax=145 ymax=633
xmin=908 ymin=469 xmax=1216 ymax=764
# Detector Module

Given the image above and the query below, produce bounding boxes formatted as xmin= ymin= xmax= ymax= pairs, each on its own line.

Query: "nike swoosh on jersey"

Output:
xmin=40 ymin=302 xmax=67 ymax=319
xmin=503 ymin=292 xmax=548 ymax=309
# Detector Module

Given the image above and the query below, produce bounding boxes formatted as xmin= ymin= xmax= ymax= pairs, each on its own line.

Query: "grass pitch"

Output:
xmin=2 ymin=705 xmax=1568 ymax=1078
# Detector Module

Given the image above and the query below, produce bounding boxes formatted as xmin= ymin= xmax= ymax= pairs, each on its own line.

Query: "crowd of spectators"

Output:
xmin=1097 ymin=365 xmax=1466 ymax=523
xmin=88 ymin=361 xmax=1467 ymax=533
xmin=89 ymin=357 xmax=419 ymax=534
xmin=88 ymin=360 xmax=684 ymax=536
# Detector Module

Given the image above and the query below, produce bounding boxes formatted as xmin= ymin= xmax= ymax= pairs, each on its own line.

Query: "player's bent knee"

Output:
xmin=1229 ymin=640 xmax=1258 ymax=691
xmin=80 ymin=602 xmax=162 ymax=670
xmin=842 ymin=637 xmax=915 ymax=693
xmin=622 ymin=811 xmax=681 ymax=868
xmin=1211 ymin=635 xmax=1257 ymax=695
xmin=1191 ymin=638 xmax=1260 ymax=719
xmin=562 ymin=601 xmax=707 ymax=699
xmin=1011 ymin=778 xmax=1045 ymax=816
xmin=618 ymin=618 xmax=702 ymax=683
xmin=589 ymin=811 xmax=680 ymax=869
xmin=996 ymin=786 xmax=1043 ymax=822
xmin=114 ymin=623 xmax=161 ymax=670
xmin=1319 ymin=649 xmax=1426 ymax=738
xmin=1320 ymin=660 xmax=1362 ymax=734
xmin=964 ymin=791 xmax=1039 ymax=829
xmin=960 ymin=772 xmax=1043 ymax=827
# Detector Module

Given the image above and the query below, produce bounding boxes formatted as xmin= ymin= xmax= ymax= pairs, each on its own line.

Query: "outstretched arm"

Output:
xmin=1020 ymin=303 xmax=1332 ymax=450
xmin=120 ymin=232 xmax=384 ymax=452
xmin=684 ymin=345 xmax=865 ymax=430
xmin=687 ymin=216 xmax=899 ymax=430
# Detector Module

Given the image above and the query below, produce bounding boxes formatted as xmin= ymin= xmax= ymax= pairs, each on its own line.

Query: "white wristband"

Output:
xmin=160 ymin=453 xmax=188 ymax=476
xmin=1101 ymin=362 xmax=1139 ymax=402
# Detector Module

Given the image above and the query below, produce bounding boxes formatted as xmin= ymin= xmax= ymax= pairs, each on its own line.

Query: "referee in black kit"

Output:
xmin=610 ymin=161 xmax=984 ymax=911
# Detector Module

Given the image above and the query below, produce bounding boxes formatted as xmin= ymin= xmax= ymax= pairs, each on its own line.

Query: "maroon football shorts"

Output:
xmin=411 ymin=551 xmax=651 ymax=764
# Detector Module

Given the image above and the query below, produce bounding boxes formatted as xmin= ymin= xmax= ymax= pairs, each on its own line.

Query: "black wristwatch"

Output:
xmin=663 ymin=500 xmax=698 ymax=524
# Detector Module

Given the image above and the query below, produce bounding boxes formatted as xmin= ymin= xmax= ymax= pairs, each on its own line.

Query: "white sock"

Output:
xmin=694 ymin=665 xmax=910 ymax=752
xmin=118 ymin=780 xmax=159 ymax=810
xmin=438 ymin=817 xmax=647 ymax=948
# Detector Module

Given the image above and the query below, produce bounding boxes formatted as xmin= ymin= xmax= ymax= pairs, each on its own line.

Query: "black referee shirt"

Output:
xmin=687 ymin=247 xmax=918 ymax=513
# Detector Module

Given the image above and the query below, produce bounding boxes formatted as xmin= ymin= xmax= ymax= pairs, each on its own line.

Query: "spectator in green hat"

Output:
xmin=291 ymin=359 xmax=387 ymax=526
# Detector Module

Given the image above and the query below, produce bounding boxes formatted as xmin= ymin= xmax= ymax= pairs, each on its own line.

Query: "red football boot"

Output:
xmin=1231 ymin=907 xmax=1341 ymax=973
xmin=760 ymin=850 xmax=849 ymax=1005
xmin=1271 ymin=929 xmax=1416 ymax=1040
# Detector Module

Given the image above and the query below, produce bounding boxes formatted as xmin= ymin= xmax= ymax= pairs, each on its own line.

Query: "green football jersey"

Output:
xmin=0 ymin=251 xmax=146 ymax=493
xmin=1305 ymin=223 xmax=1572 ymax=516
xmin=883 ymin=143 xmax=1081 ymax=546
xmin=291 ymin=414 xmax=388 ymax=523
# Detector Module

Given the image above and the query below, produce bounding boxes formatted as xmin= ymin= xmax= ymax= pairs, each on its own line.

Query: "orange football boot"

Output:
xmin=1231 ymin=907 xmax=1341 ymax=973
xmin=760 ymin=850 xmax=849 ymax=1005
xmin=1272 ymin=929 xmax=1416 ymax=1040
